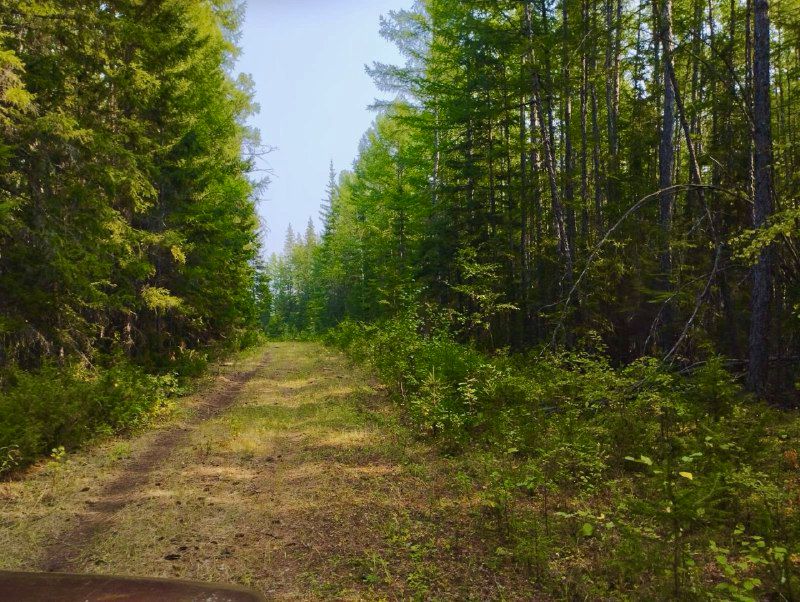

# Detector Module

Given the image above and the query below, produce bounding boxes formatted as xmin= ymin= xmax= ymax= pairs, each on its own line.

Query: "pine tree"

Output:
xmin=747 ymin=0 xmax=774 ymax=395
xmin=267 ymin=0 xmax=800 ymax=394
xmin=319 ymin=161 xmax=338 ymax=236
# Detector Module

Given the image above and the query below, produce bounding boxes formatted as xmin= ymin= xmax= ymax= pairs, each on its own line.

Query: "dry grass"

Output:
xmin=0 ymin=342 xmax=541 ymax=600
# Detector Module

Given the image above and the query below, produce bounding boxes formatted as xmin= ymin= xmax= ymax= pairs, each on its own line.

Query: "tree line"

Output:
xmin=270 ymin=0 xmax=799 ymax=399
xmin=0 ymin=0 xmax=266 ymax=468
xmin=0 ymin=0 xmax=264 ymax=372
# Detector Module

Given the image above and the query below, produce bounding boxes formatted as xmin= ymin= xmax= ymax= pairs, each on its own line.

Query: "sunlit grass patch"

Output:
xmin=318 ymin=429 xmax=375 ymax=449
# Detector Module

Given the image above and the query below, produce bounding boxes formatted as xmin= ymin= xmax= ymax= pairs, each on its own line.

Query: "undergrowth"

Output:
xmin=0 ymin=330 xmax=265 ymax=476
xmin=327 ymin=314 xmax=800 ymax=600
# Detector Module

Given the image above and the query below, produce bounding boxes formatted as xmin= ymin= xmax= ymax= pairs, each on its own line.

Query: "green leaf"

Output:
xmin=624 ymin=455 xmax=653 ymax=466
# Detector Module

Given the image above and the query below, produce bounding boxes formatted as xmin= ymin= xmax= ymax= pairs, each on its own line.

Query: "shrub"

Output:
xmin=327 ymin=316 xmax=800 ymax=599
xmin=0 ymin=359 xmax=172 ymax=474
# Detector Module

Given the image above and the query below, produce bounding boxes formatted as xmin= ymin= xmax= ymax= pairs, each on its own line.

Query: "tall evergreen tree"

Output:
xmin=268 ymin=0 xmax=800 ymax=397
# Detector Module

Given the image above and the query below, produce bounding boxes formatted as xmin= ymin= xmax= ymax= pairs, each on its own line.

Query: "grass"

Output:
xmin=0 ymin=342 xmax=543 ymax=600
xmin=0 ymin=346 xmax=266 ymax=570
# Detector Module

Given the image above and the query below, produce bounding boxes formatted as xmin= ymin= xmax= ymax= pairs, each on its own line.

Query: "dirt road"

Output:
xmin=0 ymin=342 xmax=536 ymax=600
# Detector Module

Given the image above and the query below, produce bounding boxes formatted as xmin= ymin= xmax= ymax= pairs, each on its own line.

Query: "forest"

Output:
xmin=266 ymin=0 xmax=800 ymax=597
xmin=1 ymin=0 xmax=799 ymax=599
xmin=0 ymin=1 xmax=268 ymax=468
xmin=270 ymin=0 xmax=799 ymax=394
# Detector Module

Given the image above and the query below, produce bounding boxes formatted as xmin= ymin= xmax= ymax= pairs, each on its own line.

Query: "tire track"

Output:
xmin=39 ymin=353 xmax=270 ymax=573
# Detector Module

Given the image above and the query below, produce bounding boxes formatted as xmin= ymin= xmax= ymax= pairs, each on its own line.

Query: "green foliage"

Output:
xmin=329 ymin=316 xmax=800 ymax=598
xmin=0 ymin=0 xmax=265 ymax=469
xmin=0 ymin=360 xmax=176 ymax=473
xmin=284 ymin=101 xmax=800 ymax=587
xmin=0 ymin=0 xmax=263 ymax=363
xmin=269 ymin=0 xmax=800 ymax=395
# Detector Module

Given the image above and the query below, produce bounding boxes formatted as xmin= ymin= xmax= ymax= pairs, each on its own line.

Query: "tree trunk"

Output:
xmin=658 ymin=0 xmax=676 ymax=348
xmin=520 ymin=99 xmax=531 ymax=344
xmin=563 ymin=0 xmax=576 ymax=256
xmin=605 ymin=0 xmax=621 ymax=204
xmin=526 ymin=2 xmax=575 ymax=302
xmin=747 ymin=0 xmax=773 ymax=395
xmin=580 ymin=0 xmax=590 ymax=242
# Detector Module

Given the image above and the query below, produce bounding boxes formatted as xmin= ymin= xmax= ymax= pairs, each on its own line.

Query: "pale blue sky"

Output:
xmin=239 ymin=0 xmax=406 ymax=255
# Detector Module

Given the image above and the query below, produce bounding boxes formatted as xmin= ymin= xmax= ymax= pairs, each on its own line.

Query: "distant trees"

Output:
xmin=272 ymin=0 xmax=799 ymax=397
xmin=266 ymin=222 xmax=319 ymax=335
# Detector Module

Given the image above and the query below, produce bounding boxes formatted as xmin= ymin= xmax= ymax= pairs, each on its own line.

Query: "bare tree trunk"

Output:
xmin=563 ymin=0 xmax=576 ymax=257
xmin=605 ymin=0 xmax=615 ymax=154
xmin=613 ymin=0 xmax=622 ymax=135
xmin=658 ymin=0 xmax=676 ymax=348
xmin=580 ymin=0 xmax=590 ymax=242
xmin=745 ymin=0 xmax=755 ymax=200
xmin=590 ymin=0 xmax=603 ymax=231
xmin=747 ymin=0 xmax=773 ymax=395
xmin=714 ymin=0 xmax=742 ymax=359
xmin=520 ymin=99 xmax=531 ymax=343
xmin=605 ymin=0 xmax=621 ymax=201
xmin=526 ymin=2 xmax=575 ymax=300
xmin=535 ymin=82 xmax=575 ymax=289
xmin=488 ymin=112 xmax=497 ymax=239
xmin=530 ymin=99 xmax=545 ymax=341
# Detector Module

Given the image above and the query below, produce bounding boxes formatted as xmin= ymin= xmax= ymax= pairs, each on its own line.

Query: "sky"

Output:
xmin=238 ymin=0 xmax=407 ymax=256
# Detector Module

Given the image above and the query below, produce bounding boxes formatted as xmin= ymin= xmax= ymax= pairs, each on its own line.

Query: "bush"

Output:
xmin=327 ymin=316 xmax=800 ymax=599
xmin=0 ymin=359 xmax=173 ymax=474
